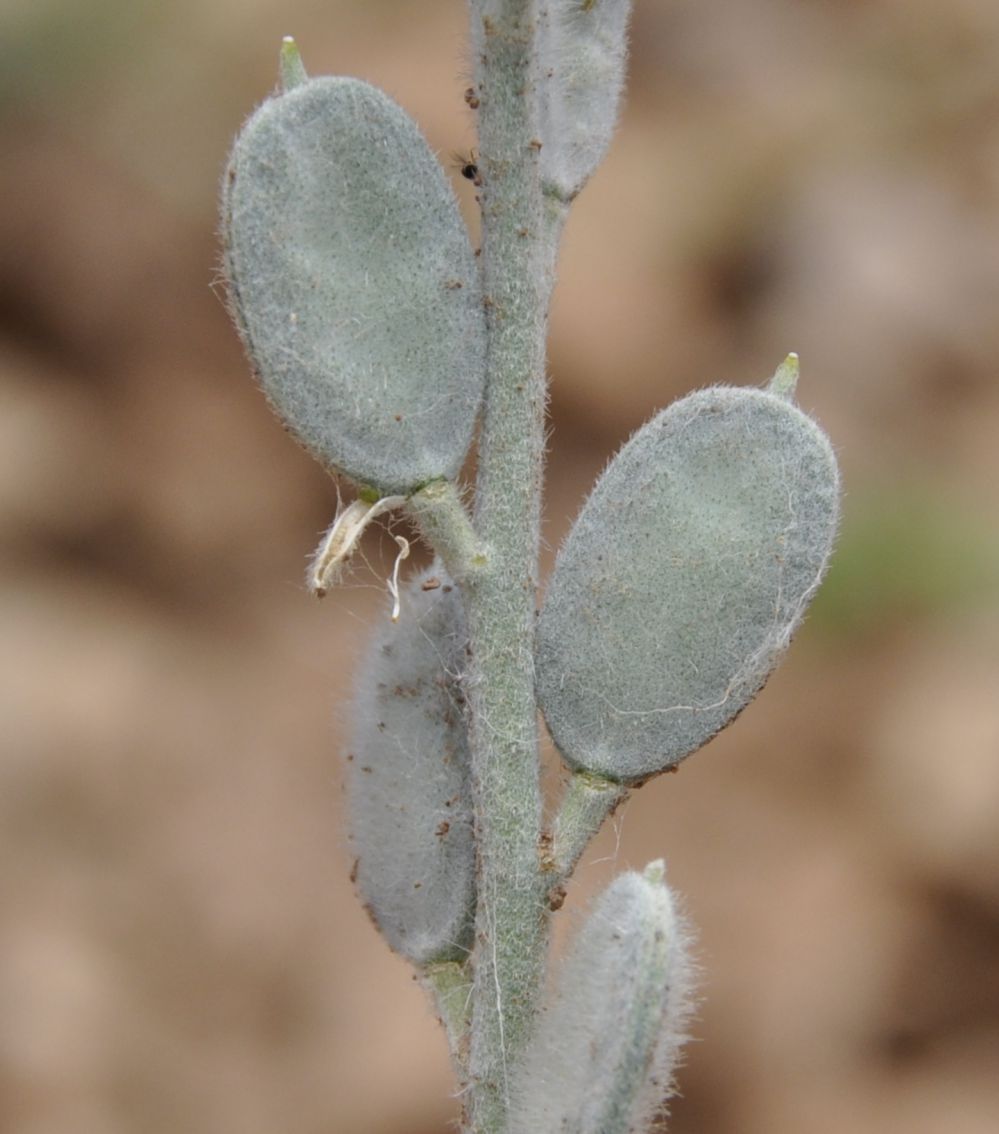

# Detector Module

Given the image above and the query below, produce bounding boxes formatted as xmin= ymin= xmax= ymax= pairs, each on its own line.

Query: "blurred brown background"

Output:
xmin=2 ymin=1 xmax=999 ymax=1131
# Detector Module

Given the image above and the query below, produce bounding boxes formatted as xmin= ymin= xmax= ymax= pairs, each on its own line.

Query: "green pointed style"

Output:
xmin=346 ymin=565 xmax=476 ymax=966
xmin=222 ymin=76 xmax=486 ymax=495
xmin=768 ymin=351 xmax=800 ymax=400
xmin=536 ymin=379 xmax=840 ymax=783
xmin=278 ymin=36 xmax=308 ymax=92
xmin=508 ymin=862 xmax=695 ymax=1134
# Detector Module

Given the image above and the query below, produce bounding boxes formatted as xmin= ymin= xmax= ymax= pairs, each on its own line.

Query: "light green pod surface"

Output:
xmin=538 ymin=0 xmax=633 ymax=200
xmin=347 ymin=566 xmax=475 ymax=966
xmin=508 ymin=862 xmax=695 ymax=1134
xmin=536 ymin=385 xmax=840 ymax=783
xmin=222 ymin=77 xmax=486 ymax=495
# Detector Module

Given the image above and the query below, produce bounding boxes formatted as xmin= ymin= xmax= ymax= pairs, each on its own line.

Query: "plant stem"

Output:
xmin=546 ymin=771 xmax=629 ymax=885
xmin=461 ymin=2 xmax=552 ymax=1130
xmin=422 ymin=960 xmax=474 ymax=1071
xmin=407 ymin=479 xmax=488 ymax=582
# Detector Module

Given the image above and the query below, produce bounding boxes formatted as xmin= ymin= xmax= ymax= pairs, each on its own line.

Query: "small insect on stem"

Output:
xmin=451 ymin=149 xmax=483 ymax=188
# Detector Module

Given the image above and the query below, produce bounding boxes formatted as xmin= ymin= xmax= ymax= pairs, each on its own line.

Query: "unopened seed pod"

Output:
xmin=346 ymin=565 xmax=475 ymax=966
xmin=222 ymin=76 xmax=486 ymax=495
xmin=508 ymin=862 xmax=695 ymax=1134
xmin=538 ymin=0 xmax=633 ymax=200
xmin=536 ymin=378 xmax=840 ymax=783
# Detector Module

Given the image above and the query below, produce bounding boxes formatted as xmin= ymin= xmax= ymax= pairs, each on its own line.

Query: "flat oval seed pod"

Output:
xmin=222 ymin=77 xmax=486 ymax=495
xmin=536 ymin=385 xmax=840 ymax=783
xmin=508 ymin=862 xmax=695 ymax=1134
xmin=347 ymin=565 xmax=475 ymax=966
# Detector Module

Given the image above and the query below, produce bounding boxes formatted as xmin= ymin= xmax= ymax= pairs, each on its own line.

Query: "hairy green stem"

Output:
xmin=546 ymin=771 xmax=629 ymax=886
xmin=422 ymin=960 xmax=474 ymax=1071
xmin=407 ymin=479 xmax=488 ymax=582
xmin=460 ymin=2 xmax=553 ymax=1130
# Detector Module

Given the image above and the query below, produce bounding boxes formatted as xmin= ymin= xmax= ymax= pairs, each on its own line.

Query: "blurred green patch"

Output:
xmin=0 ymin=0 xmax=157 ymax=107
xmin=808 ymin=484 xmax=999 ymax=639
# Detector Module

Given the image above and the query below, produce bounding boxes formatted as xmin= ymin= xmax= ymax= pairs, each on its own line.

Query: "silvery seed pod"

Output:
xmin=537 ymin=0 xmax=633 ymax=200
xmin=508 ymin=862 xmax=695 ymax=1134
xmin=346 ymin=565 xmax=476 ymax=966
xmin=536 ymin=375 xmax=840 ymax=783
xmin=222 ymin=76 xmax=486 ymax=495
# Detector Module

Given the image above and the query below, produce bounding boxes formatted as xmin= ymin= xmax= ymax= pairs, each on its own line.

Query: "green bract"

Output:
xmin=346 ymin=565 xmax=475 ymax=966
xmin=536 ymin=383 xmax=840 ymax=783
xmin=222 ymin=77 xmax=486 ymax=495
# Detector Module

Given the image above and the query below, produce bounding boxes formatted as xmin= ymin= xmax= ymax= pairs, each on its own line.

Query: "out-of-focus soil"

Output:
xmin=2 ymin=2 xmax=998 ymax=1131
